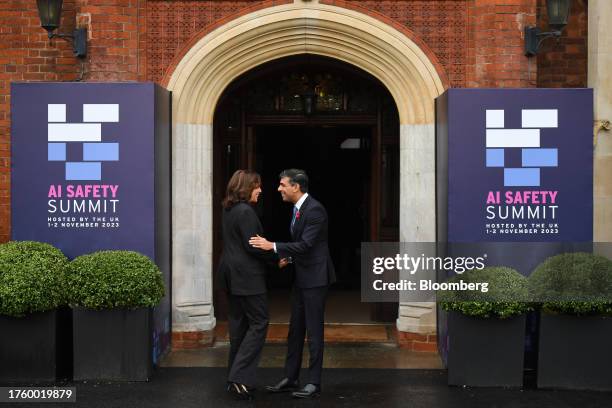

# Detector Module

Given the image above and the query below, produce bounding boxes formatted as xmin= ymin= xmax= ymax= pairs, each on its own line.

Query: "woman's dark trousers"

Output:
xmin=227 ymin=293 xmax=269 ymax=387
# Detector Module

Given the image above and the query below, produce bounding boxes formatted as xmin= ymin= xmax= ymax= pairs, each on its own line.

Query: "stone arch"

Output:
xmin=166 ymin=3 xmax=446 ymax=125
xmin=167 ymin=1 xmax=446 ymax=335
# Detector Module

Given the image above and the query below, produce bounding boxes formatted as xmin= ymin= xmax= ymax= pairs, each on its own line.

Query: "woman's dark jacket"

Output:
xmin=217 ymin=202 xmax=276 ymax=295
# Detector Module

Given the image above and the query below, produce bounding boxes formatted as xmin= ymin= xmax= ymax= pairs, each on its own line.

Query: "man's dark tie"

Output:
xmin=290 ymin=206 xmax=298 ymax=232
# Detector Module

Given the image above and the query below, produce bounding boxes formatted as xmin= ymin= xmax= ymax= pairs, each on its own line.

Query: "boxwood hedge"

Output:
xmin=0 ymin=241 xmax=69 ymax=317
xmin=529 ymin=252 xmax=612 ymax=315
xmin=67 ymin=250 xmax=164 ymax=310
xmin=438 ymin=266 xmax=532 ymax=319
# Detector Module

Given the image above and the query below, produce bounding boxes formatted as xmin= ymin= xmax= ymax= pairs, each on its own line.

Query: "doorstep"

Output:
xmin=172 ymin=323 xmax=438 ymax=352
xmin=214 ymin=322 xmax=395 ymax=344
xmin=161 ymin=343 xmax=444 ymax=369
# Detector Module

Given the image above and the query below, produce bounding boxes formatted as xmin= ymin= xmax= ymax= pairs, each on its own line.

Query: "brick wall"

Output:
xmin=79 ymin=0 xmax=141 ymax=81
xmin=0 ymin=0 xmax=591 ymax=242
xmin=466 ymin=0 xmax=537 ymax=88
xmin=322 ymin=0 xmax=468 ymax=87
xmin=536 ymin=0 xmax=587 ymax=88
xmin=150 ymin=0 xmax=543 ymax=90
xmin=147 ymin=0 xmax=293 ymax=84
xmin=395 ymin=331 xmax=438 ymax=352
xmin=324 ymin=0 xmax=538 ymax=88
xmin=1 ymin=0 xmax=76 ymax=243
xmin=0 ymin=0 xmax=141 ymax=242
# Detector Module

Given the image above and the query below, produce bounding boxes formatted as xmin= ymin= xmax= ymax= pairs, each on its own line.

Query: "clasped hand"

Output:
xmin=249 ymin=234 xmax=288 ymax=269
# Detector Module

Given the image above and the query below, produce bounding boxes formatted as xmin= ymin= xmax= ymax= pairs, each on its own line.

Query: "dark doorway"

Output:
xmin=255 ymin=125 xmax=372 ymax=323
xmin=256 ymin=125 xmax=370 ymax=291
xmin=212 ymin=55 xmax=399 ymax=324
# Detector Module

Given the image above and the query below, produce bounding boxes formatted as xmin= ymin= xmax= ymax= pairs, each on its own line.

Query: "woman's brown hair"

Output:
xmin=222 ymin=170 xmax=262 ymax=209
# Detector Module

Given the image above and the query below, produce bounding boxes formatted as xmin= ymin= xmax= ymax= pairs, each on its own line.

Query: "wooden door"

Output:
xmin=370 ymin=97 xmax=400 ymax=322
xmin=212 ymin=98 xmax=244 ymax=321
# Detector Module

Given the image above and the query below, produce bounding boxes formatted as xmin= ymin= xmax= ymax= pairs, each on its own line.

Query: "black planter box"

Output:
xmin=447 ymin=311 xmax=526 ymax=387
xmin=73 ymin=308 xmax=152 ymax=381
xmin=538 ymin=313 xmax=612 ymax=391
xmin=0 ymin=309 xmax=72 ymax=383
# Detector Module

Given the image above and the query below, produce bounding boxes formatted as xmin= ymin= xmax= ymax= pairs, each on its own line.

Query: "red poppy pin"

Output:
xmin=295 ymin=211 xmax=301 ymax=220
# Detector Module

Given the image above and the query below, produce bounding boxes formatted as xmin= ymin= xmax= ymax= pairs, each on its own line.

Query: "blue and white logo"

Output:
xmin=47 ymin=104 xmax=120 ymax=181
xmin=485 ymin=109 xmax=558 ymax=187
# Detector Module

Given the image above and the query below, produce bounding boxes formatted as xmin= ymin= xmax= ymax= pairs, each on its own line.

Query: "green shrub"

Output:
xmin=438 ymin=266 xmax=532 ymax=319
xmin=529 ymin=252 xmax=612 ymax=316
xmin=67 ymin=250 xmax=165 ymax=310
xmin=0 ymin=241 xmax=69 ymax=317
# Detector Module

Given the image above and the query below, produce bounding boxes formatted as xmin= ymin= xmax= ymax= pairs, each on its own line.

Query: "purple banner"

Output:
xmin=438 ymin=88 xmax=593 ymax=243
xmin=11 ymin=82 xmax=172 ymax=364
xmin=435 ymin=88 xmax=594 ymax=368
xmin=11 ymin=82 xmax=156 ymax=258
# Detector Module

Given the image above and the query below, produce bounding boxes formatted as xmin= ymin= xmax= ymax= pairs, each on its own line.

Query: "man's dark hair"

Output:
xmin=279 ymin=169 xmax=309 ymax=193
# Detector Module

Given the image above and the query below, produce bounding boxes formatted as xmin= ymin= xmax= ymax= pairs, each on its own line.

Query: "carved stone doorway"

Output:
xmin=213 ymin=55 xmax=399 ymax=324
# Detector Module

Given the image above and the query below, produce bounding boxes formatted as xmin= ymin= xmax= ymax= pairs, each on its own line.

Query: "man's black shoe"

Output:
xmin=292 ymin=384 xmax=320 ymax=399
xmin=227 ymin=382 xmax=254 ymax=400
xmin=265 ymin=378 xmax=299 ymax=393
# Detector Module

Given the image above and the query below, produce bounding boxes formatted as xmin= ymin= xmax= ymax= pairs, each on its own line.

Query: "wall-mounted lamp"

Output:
xmin=524 ymin=0 xmax=571 ymax=57
xmin=37 ymin=0 xmax=87 ymax=58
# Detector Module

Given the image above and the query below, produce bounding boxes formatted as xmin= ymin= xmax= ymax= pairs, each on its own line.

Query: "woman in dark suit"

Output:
xmin=218 ymin=169 xmax=277 ymax=400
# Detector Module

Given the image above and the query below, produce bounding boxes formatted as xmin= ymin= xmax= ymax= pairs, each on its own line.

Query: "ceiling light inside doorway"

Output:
xmin=340 ymin=138 xmax=361 ymax=149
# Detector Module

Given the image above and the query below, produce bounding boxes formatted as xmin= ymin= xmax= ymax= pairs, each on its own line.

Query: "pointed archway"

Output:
xmin=165 ymin=0 xmax=447 ymax=339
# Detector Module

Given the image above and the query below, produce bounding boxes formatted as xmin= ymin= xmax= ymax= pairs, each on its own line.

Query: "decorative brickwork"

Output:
xmin=147 ymin=0 xmax=292 ymax=84
xmin=536 ymin=0 xmax=587 ymax=88
xmin=322 ymin=0 xmax=468 ymax=87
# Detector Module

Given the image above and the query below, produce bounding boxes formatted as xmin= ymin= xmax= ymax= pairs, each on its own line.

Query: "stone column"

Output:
xmin=589 ymin=1 xmax=612 ymax=251
xmin=396 ymin=124 xmax=438 ymax=351
xmin=171 ymin=123 xmax=216 ymax=347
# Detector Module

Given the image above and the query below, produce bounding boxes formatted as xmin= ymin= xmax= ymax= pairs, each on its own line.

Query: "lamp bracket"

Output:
xmin=524 ymin=26 xmax=564 ymax=57
xmin=48 ymin=27 xmax=87 ymax=58
xmin=536 ymin=30 xmax=562 ymax=38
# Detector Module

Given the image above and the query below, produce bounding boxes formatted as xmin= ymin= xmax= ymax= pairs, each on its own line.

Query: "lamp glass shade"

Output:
xmin=36 ymin=0 xmax=63 ymax=33
xmin=547 ymin=0 xmax=571 ymax=30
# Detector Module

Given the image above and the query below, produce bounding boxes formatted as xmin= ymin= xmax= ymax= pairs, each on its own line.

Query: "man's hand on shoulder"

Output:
xmin=249 ymin=234 xmax=274 ymax=251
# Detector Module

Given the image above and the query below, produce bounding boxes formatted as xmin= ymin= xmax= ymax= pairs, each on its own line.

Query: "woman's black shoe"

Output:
xmin=227 ymin=382 xmax=254 ymax=400
xmin=265 ymin=378 xmax=299 ymax=393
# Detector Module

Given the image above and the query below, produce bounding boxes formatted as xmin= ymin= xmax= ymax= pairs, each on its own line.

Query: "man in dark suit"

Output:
xmin=249 ymin=169 xmax=336 ymax=399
